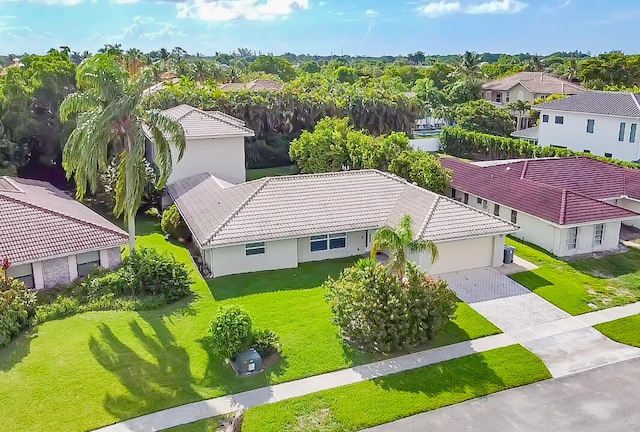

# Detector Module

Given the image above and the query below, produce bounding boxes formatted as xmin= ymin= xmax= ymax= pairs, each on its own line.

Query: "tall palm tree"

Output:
xmin=60 ymin=54 xmax=186 ymax=251
xmin=455 ymin=51 xmax=485 ymax=80
xmin=508 ymin=100 xmax=532 ymax=130
xmin=370 ymin=214 xmax=439 ymax=280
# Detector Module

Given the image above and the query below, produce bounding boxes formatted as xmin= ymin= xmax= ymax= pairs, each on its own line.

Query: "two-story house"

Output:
xmin=533 ymin=91 xmax=640 ymax=162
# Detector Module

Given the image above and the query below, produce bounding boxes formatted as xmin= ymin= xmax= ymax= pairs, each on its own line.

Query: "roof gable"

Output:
xmin=168 ymin=170 xmax=518 ymax=247
xmin=161 ymin=104 xmax=255 ymax=138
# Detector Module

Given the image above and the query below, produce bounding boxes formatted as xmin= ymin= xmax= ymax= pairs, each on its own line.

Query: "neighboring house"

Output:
xmin=167 ymin=170 xmax=518 ymax=278
xmin=441 ymin=157 xmax=640 ymax=257
xmin=0 ymin=177 xmax=127 ymax=290
xmin=483 ymin=72 xmax=585 ymax=107
xmin=219 ymin=79 xmax=283 ymax=92
xmin=143 ymin=77 xmax=181 ymax=96
xmin=145 ymin=104 xmax=255 ymax=186
xmin=511 ymin=125 xmax=539 ymax=143
xmin=532 ymin=91 xmax=640 ymax=162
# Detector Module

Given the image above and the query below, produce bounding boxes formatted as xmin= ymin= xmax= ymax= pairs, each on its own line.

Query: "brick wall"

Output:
xmin=41 ymin=257 xmax=71 ymax=289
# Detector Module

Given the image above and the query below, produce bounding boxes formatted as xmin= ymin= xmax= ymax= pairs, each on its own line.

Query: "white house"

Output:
xmin=167 ymin=170 xmax=518 ymax=278
xmin=441 ymin=157 xmax=640 ymax=257
xmin=532 ymin=91 xmax=640 ymax=162
xmin=0 ymin=177 xmax=127 ymax=290
xmin=146 ymin=104 xmax=255 ymax=185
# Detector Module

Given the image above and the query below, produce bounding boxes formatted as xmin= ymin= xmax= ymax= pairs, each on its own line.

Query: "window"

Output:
xmin=567 ymin=227 xmax=578 ymax=249
xmin=554 ymin=116 xmax=564 ymax=124
xmin=505 ymin=91 xmax=510 ymax=103
xmin=586 ymin=119 xmax=595 ymax=133
xmin=493 ymin=204 xmax=500 ymax=216
xmin=77 ymin=251 xmax=101 ymax=277
xmin=542 ymin=114 xmax=549 ymax=123
xmin=630 ymin=124 xmax=637 ymax=143
xmin=594 ymin=224 xmax=604 ymax=246
xmin=310 ymin=233 xmax=347 ymax=252
xmin=511 ymin=210 xmax=518 ymax=224
xmin=451 ymin=188 xmax=457 ymax=199
xmin=245 ymin=242 xmax=265 ymax=256
xmin=605 ymin=152 xmax=613 ymax=158
xmin=463 ymin=193 xmax=469 ymax=204
xmin=619 ymin=122 xmax=626 ymax=141
xmin=477 ymin=197 xmax=482 ymax=204
xmin=495 ymin=93 xmax=502 ymax=103
xmin=5 ymin=263 xmax=34 ymax=289
xmin=482 ymin=200 xmax=488 ymax=210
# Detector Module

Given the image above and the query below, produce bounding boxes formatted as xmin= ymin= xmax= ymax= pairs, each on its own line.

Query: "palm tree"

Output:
xmin=60 ymin=54 xmax=186 ymax=251
xmin=508 ymin=100 xmax=532 ymax=130
xmin=526 ymin=54 xmax=544 ymax=72
xmin=370 ymin=214 xmax=439 ymax=280
xmin=455 ymin=51 xmax=485 ymax=80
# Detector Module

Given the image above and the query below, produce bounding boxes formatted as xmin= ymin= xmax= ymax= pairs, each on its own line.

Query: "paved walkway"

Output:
xmin=95 ymin=300 xmax=640 ymax=432
xmin=365 ymin=356 xmax=640 ymax=432
xmin=440 ymin=267 xmax=640 ymax=377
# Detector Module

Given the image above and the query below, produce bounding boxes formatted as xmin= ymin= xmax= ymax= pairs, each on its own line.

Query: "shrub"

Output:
xmin=161 ymin=205 xmax=191 ymax=242
xmin=251 ymin=329 xmax=281 ymax=357
xmin=0 ymin=269 xmax=37 ymax=347
xmin=126 ymin=247 xmax=192 ymax=302
xmin=324 ymin=259 xmax=457 ymax=353
xmin=209 ymin=305 xmax=254 ymax=359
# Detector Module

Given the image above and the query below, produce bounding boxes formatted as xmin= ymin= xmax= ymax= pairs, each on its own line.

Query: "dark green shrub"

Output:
xmin=126 ymin=247 xmax=192 ymax=302
xmin=324 ymin=259 xmax=457 ymax=353
xmin=209 ymin=305 xmax=253 ymax=359
xmin=251 ymin=329 xmax=281 ymax=357
xmin=0 ymin=270 xmax=37 ymax=347
xmin=161 ymin=205 xmax=191 ymax=242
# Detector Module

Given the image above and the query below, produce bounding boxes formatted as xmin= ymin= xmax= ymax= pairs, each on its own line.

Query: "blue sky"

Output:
xmin=0 ymin=0 xmax=638 ymax=56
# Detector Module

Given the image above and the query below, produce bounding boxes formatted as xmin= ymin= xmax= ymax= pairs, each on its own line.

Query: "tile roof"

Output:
xmin=511 ymin=125 xmax=539 ymax=140
xmin=219 ymin=79 xmax=283 ymax=92
xmin=161 ymin=104 xmax=255 ymax=138
xmin=441 ymin=157 xmax=640 ymax=226
xmin=168 ymin=170 xmax=518 ymax=247
xmin=535 ymin=91 xmax=640 ymax=117
xmin=0 ymin=177 xmax=128 ymax=265
xmin=482 ymin=72 xmax=585 ymax=95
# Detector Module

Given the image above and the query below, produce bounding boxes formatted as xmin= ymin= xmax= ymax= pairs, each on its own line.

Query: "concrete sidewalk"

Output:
xmin=95 ymin=301 xmax=640 ymax=432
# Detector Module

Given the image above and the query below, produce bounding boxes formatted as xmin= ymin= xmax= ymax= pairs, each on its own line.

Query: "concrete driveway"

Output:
xmin=440 ymin=267 xmax=569 ymax=332
xmin=365 ymin=356 xmax=640 ymax=432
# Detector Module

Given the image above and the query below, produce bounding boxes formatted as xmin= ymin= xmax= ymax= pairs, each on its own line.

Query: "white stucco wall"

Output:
xmin=150 ymin=136 xmax=247 ymax=185
xmin=209 ymin=238 xmax=298 ymax=278
xmin=297 ymin=231 xmax=368 ymax=263
xmin=537 ymin=109 xmax=640 ymax=162
xmin=617 ymin=198 xmax=640 ymax=229
xmin=424 ymin=236 xmax=497 ymax=275
xmin=555 ymin=221 xmax=621 ymax=257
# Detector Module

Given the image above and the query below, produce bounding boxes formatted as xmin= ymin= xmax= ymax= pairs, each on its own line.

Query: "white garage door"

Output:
xmin=425 ymin=236 xmax=494 ymax=275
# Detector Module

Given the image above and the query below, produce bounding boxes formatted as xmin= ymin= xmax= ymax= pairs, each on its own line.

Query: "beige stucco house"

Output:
xmin=167 ymin=170 xmax=518 ymax=278
xmin=441 ymin=157 xmax=640 ymax=257
xmin=146 ymin=104 xmax=255 ymax=186
xmin=0 ymin=177 xmax=127 ymax=290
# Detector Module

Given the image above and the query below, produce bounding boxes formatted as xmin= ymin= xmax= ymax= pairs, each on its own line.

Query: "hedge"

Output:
xmin=440 ymin=127 xmax=640 ymax=169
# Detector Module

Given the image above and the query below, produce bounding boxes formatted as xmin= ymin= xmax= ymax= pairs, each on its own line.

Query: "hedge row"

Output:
xmin=440 ymin=127 xmax=640 ymax=169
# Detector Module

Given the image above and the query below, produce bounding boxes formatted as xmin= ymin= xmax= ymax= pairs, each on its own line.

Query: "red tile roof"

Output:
xmin=0 ymin=177 xmax=128 ymax=265
xmin=441 ymin=157 xmax=640 ymax=225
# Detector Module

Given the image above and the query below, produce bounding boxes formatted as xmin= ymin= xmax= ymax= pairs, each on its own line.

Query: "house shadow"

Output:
xmin=208 ymin=258 xmax=357 ymax=301
xmin=88 ymin=315 xmax=201 ymax=421
xmin=0 ymin=329 xmax=38 ymax=372
xmin=566 ymin=248 xmax=640 ymax=279
xmin=509 ymin=271 xmax=553 ymax=291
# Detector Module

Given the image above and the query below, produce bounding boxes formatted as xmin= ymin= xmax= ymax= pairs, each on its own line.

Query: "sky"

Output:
xmin=0 ymin=0 xmax=639 ymax=56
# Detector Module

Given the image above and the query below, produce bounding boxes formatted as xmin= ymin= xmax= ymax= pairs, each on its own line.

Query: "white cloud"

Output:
xmin=417 ymin=0 xmax=527 ymax=17
xmin=318 ymin=1 xmax=326 ymax=5
xmin=365 ymin=9 xmax=378 ymax=16
xmin=417 ymin=1 xmax=461 ymax=17
xmin=465 ymin=0 xmax=527 ymax=14
xmin=176 ymin=0 xmax=310 ymax=22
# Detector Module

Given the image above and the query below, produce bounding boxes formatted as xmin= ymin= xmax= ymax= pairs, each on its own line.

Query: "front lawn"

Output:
xmin=0 ymin=220 xmax=499 ymax=432
xmin=241 ymin=345 xmax=551 ymax=432
xmin=507 ymin=238 xmax=640 ymax=315
xmin=595 ymin=314 xmax=640 ymax=348
xmin=246 ymin=164 xmax=299 ymax=181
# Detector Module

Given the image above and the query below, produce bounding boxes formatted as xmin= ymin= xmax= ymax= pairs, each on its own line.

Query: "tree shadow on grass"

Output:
xmin=0 ymin=328 xmax=38 ymax=372
xmin=89 ymin=316 xmax=201 ymax=421
xmin=208 ymin=258 xmax=357 ymax=301
xmin=509 ymin=271 xmax=553 ymax=292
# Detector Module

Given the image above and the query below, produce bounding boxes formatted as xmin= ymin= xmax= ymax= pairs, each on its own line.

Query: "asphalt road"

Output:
xmin=365 ymin=357 xmax=640 ymax=432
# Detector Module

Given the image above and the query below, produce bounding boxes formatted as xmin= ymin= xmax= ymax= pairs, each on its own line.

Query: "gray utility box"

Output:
xmin=231 ymin=348 xmax=263 ymax=376
xmin=503 ymin=245 xmax=515 ymax=264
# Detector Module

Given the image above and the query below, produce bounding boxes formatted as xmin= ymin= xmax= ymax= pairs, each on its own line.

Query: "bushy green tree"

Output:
xmin=161 ymin=204 xmax=191 ymax=242
xmin=324 ymin=259 xmax=456 ymax=353
xmin=209 ymin=305 xmax=253 ymax=360
xmin=388 ymin=150 xmax=451 ymax=193
xmin=250 ymin=55 xmax=296 ymax=81
xmin=454 ymin=99 xmax=514 ymax=136
xmin=0 ymin=262 xmax=37 ymax=347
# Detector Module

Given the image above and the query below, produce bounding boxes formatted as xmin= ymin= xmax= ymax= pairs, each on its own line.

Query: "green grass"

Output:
xmin=246 ymin=164 xmax=299 ymax=181
xmin=241 ymin=345 xmax=551 ymax=432
xmin=0 ymin=220 xmax=499 ymax=432
xmin=507 ymin=237 xmax=640 ymax=315
xmin=595 ymin=314 xmax=640 ymax=347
